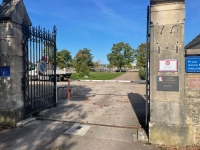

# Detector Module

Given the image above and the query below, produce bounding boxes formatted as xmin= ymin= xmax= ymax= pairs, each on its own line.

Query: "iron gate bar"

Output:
xmin=53 ymin=26 xmax=57 ymax=107
xmin=145 ymin=5 xmax=150 ymax=127
xmin=23 ymin=22 xmax=57 ymax=118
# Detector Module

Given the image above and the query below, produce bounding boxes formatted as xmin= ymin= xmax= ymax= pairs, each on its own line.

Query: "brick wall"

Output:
xmin=185 ymin=73 xmax=200 ymax=145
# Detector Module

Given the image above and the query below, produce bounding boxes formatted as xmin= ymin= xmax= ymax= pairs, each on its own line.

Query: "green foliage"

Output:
xmin=134 ymin=43 xmax=147 ymax=68
xmin=107 ymin=42 xmax=134 ymax=71
xmin=126 ymin=63 xmax=133 ymax=69
xmin=73 ymin=48 xmax=93 ymax=77
xmin=71 ymin=73 xmax=86 ymax=79
xmin=56 ymin=49 xmax=72 ymax=69
xmin=81 ymin=48 xmax=94 ymax=67
xmin=42 ymin=46 xmax=56 ymax=64
xmin=57 ymin=62 xmax=66 ymax=69
xmin=42 ymin=47 xmax=73 ymax=70
xmin=71 ymin=72 xmax=125 ymax=80
xmin=139 ymin=68 xmax=146 ymax=80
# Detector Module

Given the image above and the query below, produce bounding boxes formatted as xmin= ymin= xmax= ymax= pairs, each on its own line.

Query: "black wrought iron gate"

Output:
xmin=22 ymin=23 xmax=57 ymax=118
xmin=145 ymin=6 xmax=150 ymax=127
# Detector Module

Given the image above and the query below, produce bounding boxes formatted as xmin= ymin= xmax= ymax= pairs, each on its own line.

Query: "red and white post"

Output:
xmin=67 ymin=78 xmax=71 ymax=99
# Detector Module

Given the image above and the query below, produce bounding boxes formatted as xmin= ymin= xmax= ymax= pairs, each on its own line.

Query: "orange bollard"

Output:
xmin=68 ymin=78 xmax=71 ymax=99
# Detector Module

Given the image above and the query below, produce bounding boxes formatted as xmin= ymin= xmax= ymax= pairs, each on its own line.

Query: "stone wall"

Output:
xmin=0 ymin=0 xmax=31 ymax=127
xmin=185 ymin=73 xmax=200 ymax=145
xmin=0 ymin=20 xmax=24 ymax=126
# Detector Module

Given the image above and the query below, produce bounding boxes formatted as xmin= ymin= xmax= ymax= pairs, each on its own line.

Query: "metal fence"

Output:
xmin=22 ymin=23 xmax=57 ymax=118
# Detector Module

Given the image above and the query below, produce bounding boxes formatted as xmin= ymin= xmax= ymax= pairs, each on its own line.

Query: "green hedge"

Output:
xmin=139 ymin=69 xmax=146 ymax=80
xmin=71 ymin=72 xmax=125 ymax=80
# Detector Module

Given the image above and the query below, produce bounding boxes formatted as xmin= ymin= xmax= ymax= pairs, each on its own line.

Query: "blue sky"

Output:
xmin=22 ymin=0 xmax=200 ymax=64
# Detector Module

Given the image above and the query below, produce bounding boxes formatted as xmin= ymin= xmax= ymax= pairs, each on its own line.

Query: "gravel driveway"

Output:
xmin=113 ymin=71 xmax=141 ymax=80
xmin=41 ymin=81 xmax=146 ymax=129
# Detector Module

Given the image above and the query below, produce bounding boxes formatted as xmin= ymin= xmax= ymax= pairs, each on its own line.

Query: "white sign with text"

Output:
xmin=158 ymin=59 xmax=178 ymax=72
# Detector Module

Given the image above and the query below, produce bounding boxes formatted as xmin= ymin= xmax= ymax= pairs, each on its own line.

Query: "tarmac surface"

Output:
xmin=0 ymin=72 xmax=157 ymax=150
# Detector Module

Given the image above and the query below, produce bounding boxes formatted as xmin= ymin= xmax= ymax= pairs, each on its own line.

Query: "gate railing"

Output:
xmin=22 ymin=22 xmax=57 ymax=118
xmin=145 ymin=5 xmax=150 ymax=127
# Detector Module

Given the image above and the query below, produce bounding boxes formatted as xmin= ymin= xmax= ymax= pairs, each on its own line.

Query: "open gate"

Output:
xmin=145 ymin=6 xmax=150 ymax=127
xmin=22 ymin=23 xmax=57 ymax=118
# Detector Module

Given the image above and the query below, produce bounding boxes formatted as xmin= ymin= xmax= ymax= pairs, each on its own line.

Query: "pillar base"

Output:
xmin=0 ymin=108 xmax=24 ymax=127
xmin=149 ymin=123 xmax=194 ymax=147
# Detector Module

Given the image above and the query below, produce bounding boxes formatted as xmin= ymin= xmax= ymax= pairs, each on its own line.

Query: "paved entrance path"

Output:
xmin=44 ymin=82 xmax=146 ymax=128
xmin=0 ymin=82 xmax=156 ymax=150
xmin=113 ymin=71 xmax=141 ymax=80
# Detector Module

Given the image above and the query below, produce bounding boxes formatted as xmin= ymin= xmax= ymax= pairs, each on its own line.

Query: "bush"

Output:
xmin=89 ymin=73 xmax=96 ymax=78
xmin=139 ymin=68 xmax=146 ymax=80
xmin=71 ymin=72 xmax=95 ymax=79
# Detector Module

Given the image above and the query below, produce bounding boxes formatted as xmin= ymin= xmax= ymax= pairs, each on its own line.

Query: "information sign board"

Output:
xmin=0 ymin=66 xmax=10 ymax=77
xmin=157 ymin=76 xmax=179 ymax=91
xmin=186 ymin=56 xmax=200 ymax=73
xmin=158 ymin=59 xmax=178 ymax=72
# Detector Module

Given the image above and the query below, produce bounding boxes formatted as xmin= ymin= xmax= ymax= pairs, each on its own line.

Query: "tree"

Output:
xmin=134 ymin=43 xmax=147 ymax=68
xmin=73 ymin=48 xmax=93 ymax=76
xmin=42 ymin=42 xmax=57 ymax=64
xmin=93 ymin=59 xmax=101 ymax=71
xmin=56 ymin=49 xmax=72 ymax=69
xmin=81 ymin=48 xmax=94 ymax=67
xmin=107 ymin=42 xmax=134 ymax=71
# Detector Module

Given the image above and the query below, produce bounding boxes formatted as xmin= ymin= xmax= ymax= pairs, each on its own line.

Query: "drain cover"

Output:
xmin=64 ymin=124 xmax=91 ymax=136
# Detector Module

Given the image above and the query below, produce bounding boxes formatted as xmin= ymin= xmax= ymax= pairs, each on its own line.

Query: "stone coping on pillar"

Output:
xmin=0 ymin=0 xmax=31 ymax=25
xmin=151 ymin=0 xmax=185 ymax=5
xmin=185 ymin=49 xmax=200 ymax=56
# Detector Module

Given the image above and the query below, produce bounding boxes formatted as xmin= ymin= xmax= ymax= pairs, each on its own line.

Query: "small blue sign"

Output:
xmin=39 ymin=61 xmax=47 ymax=74
xmin=0 ymin=66 xmax=11 ymax=77
xmin=186 ymin=56 xmax=200 ymax=73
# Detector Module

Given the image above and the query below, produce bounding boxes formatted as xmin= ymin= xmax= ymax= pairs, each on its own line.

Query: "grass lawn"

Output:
xmin=71 ymin=72 xmax=125 ymax=80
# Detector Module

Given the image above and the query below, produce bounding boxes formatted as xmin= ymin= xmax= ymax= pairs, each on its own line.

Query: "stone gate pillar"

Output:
xmin=149 ymin=0 xmax=194 ymax=146
xmin=0 ymin=0 xmax=31 ymax=126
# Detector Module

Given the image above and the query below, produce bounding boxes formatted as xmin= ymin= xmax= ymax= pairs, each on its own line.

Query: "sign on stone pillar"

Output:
xmin=0 ymin=0 xmax=31 ymax=127
xmin=149 ymin=0 xmax=194 ymax=147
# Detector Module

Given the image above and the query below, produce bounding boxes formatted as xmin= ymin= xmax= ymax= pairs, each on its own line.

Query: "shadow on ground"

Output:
xmin=0 ymin=85 xmax=93 ymax=150
xmin=37 ymin=85 xmax=93 ymax=121
xmin=127 ymin=92 xmax=146 ymax=129
xmin=57 ymin=84 xmax=94 ymax=101
xmin=0 ymin=120 xmax=76 ymax=150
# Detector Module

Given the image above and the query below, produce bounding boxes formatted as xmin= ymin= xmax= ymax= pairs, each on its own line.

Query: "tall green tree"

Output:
xmin=56 ymin=49 xmax=72 ymax=69
xmin=73 ymin=48 xmax=93 ymax=76
xmin=107 ymin=42 xmax=134 ymax=71
xmin=81 ymin=48 xmax=94 ymax=67
xmin=134 ymin=43 xmax=147 ymax=68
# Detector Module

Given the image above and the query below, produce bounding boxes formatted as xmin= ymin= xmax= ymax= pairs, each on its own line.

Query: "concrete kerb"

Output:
xmin=137 ymin=128 xmax=148 ymax=142
xmin=132 ymin=128 xmax=149 ymax=142
xmin=16 ymin=118 xmax=36 ymax=127
xmin=71 ymin=80 xmax=146 ymax=84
